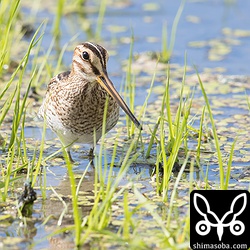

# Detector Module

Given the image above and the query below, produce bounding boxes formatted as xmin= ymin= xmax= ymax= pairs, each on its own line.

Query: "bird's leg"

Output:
xmin=67 ymin=149 xmax=75 ymax=163
xmin=88 ymin=147 xmax=94 ymax=160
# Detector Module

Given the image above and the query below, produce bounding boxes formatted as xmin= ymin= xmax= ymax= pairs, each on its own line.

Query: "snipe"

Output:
xmin=39 ymin=42 xmax=141 ymax=162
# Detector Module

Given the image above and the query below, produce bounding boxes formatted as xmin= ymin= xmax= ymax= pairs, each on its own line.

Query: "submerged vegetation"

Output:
xmin=0 ymin=0 xmax=250 ymax=249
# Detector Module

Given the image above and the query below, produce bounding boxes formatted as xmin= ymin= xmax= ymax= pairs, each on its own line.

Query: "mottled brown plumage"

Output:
xmin=39 ymin=42 xmax=141 ymax=161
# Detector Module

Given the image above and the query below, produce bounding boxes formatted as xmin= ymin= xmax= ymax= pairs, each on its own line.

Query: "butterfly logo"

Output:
xmin=193 ymin=192 xmax=247 ymax=241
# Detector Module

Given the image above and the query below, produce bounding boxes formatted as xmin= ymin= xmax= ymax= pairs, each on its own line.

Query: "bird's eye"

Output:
xmin=82 ymin=51 xmax=89 ymax=60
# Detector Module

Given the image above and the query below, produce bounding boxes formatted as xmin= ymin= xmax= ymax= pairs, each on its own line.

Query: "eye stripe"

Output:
xmin=84 ymin=42 xmax=106 ymax=68
xmin=90 ymin=63 xmax=100 ymax=75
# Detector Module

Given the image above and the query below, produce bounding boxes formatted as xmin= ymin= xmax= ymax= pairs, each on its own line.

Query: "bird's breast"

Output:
xmin=49 ymin=82 xmax=120 ymax=135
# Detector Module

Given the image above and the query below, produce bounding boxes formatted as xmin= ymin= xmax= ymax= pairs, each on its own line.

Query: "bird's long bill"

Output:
xmin=97 ymin=74 xmax=142 ymax=129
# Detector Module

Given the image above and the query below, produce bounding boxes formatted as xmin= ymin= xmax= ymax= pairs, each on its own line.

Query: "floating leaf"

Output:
xmin=186 ymin=15 xmax=200 ymax=23
xmin=143 ymin=3 xmax=160 ymax=11
xmin=107 ymin=25 xmax=127 ymax=33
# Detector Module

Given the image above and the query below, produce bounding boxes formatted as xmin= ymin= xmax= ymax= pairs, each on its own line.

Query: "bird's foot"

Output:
xmin=88 ymin=148 xmax=94 ymax=160
xmin=66 ymin=150 xmax=76 ymax=164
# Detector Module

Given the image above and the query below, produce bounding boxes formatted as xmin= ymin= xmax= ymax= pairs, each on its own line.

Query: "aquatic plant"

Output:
xmin=0 ymin=0 xmax=21 ymax=76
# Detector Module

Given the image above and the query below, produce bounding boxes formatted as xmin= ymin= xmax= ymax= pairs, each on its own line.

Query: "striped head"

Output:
xmin=72 ymin=42 xmax=109 ymax=82
xmin=71 ymin=41 xmax=142 ymax=130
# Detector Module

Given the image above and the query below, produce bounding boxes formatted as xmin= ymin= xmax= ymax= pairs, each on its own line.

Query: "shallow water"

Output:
xmin=22 ymin=0 xmax=250 ymax=75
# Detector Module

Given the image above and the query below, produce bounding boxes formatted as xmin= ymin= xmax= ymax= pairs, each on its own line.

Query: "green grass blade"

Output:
xmin=196 ymin=106 xmax=206 ymax=161
xmin=224 ymin=138 xmax=237 ymax=190
xmin=195 ymin=67 xmax=225 ymax=189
